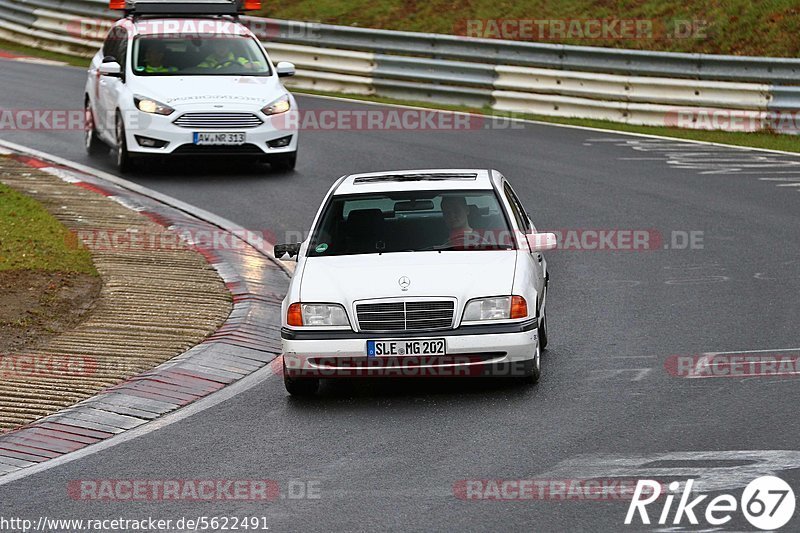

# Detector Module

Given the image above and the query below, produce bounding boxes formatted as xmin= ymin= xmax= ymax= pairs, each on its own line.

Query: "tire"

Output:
xmin=283 ymin=363 xmax=319 ymax=396
xmin=84 ymin=100 xmax=106 ymax=157
xmin=538 ymin=307 xmax=548 ymax=350
xmin=114 ymin=113 xmax=134 ymax=173
xmin=520 ymin=342 xmax=541 ymax=385
xmin=270 ymin=151 xmax=297 ymax=172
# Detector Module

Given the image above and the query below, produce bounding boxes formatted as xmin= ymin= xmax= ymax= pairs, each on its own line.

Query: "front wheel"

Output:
xmin=520 ymin=342 xmax=541 ymax=385
xmin=283 ymin=364 xmax=319 ymax=396
xmin=114 ymin=114 xmax=134 ymax=173
xmin=538 ymin=308 xmax=548 ymax=350
xmin=270 ymin=151 xmax=297 ymax=172
xmin=84 ymin=101 xmax=106 ymax=157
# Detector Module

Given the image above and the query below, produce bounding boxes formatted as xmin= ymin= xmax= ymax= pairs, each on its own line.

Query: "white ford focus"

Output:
xmin=276 ymin=169 xmax=557 ymax=396
xmin=84 ymin=0 xmax=299 ymax=173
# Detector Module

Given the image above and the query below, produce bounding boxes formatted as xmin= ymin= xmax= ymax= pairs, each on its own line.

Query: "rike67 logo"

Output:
xmin=625 ymin=476 xmax=795 ymax=530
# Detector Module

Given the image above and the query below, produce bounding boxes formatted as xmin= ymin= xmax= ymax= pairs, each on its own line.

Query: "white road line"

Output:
xmin=583 ymin=137 xmax=800 ymax=192
xmin=7 ymin=54 xmax=800 ymax=158
xmin=589 ymin=368 xmax=652 ymax=381
xmin=14 ymin=57 xmax=67 ymax=66
xmin=704 ymin=348 xmax=800 ymax=355
xmin=749 ymin=171 xmax=800 ymax=174
xmin=6 ymin=56 xmax=800 ymax=159
xmin=0 ymin=357 xmax=280 ymax=487
xmin=537 ymin=450 xmax=800 ymax=494
xmin=0 ymin=139 xmax=295 ymax=486
xmin=303 ymin=94 xmax=800 ymax=157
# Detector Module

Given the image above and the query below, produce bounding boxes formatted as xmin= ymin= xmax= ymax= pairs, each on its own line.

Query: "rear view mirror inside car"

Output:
xmin=394 ymin=199 xmax=435 ymax=211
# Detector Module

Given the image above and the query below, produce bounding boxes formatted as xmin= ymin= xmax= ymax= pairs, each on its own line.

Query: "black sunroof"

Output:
xmin=352 ymin=173 xmax=478 ymax=184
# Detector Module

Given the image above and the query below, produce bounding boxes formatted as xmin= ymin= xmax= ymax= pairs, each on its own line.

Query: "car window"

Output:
xmin=308 ymin=190 xmax=515 ymax=257
xmin=132 ymin=35 xmax=271 ymax=76
xmin=503 ymin=182 xmax=531 ymax=233
xmin=117 ymin=30 xmax=128 ymax=71
xmin=102 ymin=27 xmax=127 ymax=63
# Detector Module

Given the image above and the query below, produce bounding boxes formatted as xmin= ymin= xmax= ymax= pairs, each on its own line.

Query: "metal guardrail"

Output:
xmin=247 ymin=17 xmax=800 ymax=84
xmin=0 ymin=0 xmax=798 ymax=132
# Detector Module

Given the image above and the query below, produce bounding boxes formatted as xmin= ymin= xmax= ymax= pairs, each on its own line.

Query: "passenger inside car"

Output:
xmin=310 ymin=192 xmax=514 ymax=256
xmin=138 ymin=41 xmax=177 ymax=73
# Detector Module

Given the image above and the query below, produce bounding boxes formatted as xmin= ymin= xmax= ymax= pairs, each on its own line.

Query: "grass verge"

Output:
xmin=257 ymin=0 xmax=800 ymax=57
xmin=0 ymin=38 xmax=90 ymax=68
xmin=0 ymin=177 xmax=96 ymax=275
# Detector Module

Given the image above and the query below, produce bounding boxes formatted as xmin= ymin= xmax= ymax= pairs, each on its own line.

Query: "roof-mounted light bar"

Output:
xmin=111 ymin=0 xmax=262 ymax=15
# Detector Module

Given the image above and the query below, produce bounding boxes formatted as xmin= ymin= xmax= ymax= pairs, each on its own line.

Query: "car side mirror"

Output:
xmin=526 ymin=232 xmax=557 ymax=252
xmin=274 ymin=242 xmax=301 ymax=259
xmin=276 ymin=61 xmax=296 ymax=77
xmin=99 ymin=61 xmax=122 ymax=77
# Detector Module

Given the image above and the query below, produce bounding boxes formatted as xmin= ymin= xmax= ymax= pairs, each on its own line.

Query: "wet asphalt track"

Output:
xmin=1 ymin=58 xmax=799 ymax=531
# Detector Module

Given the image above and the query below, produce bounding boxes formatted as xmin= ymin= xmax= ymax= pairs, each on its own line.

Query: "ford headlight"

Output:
xmin=462 ymin=296 xmax=528 ymax=323
xmin=261 ymin=95 xmax=291 ymax=115
xmin=134 ymin=96 xmax=174 ymax=115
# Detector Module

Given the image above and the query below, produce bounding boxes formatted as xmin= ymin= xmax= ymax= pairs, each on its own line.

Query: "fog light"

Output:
xmin=267 ymin=135 xmax=292 ymax=148
xmin=134 ymin=135 xmax=169 ymax=148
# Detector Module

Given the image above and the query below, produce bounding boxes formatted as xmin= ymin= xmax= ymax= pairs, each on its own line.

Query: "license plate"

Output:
xmin=193 ymin=132 xmax=246 ymax=145
xmin=367 ymin=339 xmax=446 ymax=357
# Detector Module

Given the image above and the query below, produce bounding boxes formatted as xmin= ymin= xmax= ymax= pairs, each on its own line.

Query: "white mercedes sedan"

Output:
xmin=275 ymin=169 xmax=556 ymax=395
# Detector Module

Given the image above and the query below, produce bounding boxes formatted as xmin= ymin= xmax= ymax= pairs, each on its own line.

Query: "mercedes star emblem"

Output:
xmin=398 ymin=276 xmax=411 ymax=291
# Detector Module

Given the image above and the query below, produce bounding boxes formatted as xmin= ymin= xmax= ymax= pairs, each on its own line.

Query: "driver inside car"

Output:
xmin=440 ymin=195 xmax=513 ymax=249
xmin=441 ymin=195 xmax=480 ymax=248
xmin=198 ymin=39 xmax=256 ymax=69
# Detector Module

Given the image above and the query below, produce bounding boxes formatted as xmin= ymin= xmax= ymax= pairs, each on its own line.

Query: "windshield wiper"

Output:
xmin=415 ymin=243 xmax=514 ymax=252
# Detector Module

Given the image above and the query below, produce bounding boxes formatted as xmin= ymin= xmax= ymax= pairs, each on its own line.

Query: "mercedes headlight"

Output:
xmin=462 ymin=296 xmax=528 ymax=323
xmin=288 ymin=302 xmax=349 ymax=327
